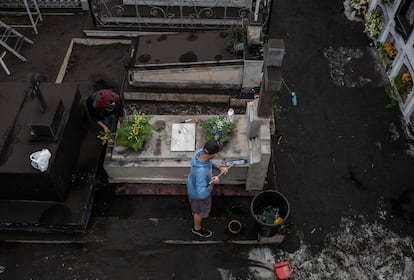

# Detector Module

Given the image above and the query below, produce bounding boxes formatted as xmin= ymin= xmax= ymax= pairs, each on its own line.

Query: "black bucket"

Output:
xmin=250 ymin=190 xmax=290 ymax=237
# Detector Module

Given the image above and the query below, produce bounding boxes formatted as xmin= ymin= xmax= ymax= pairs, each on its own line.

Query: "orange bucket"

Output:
xmin=273 ymin=262 xmax=294 ymax=279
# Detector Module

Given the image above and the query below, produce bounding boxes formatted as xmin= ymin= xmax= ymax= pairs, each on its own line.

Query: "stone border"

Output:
xmin=125 ymin=91 xmax=252 ymax=106
xmin=55 ymin=38 xmax=131 ymax=84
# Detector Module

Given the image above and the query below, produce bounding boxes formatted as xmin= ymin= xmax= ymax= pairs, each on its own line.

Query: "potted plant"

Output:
xmin=382 ymin=42 xmax=397 ymax=59
xmin=200 ymin=115 xmax=235 ymax=145
xmin=116 ymin=111 xmax=154 ymax=151
xmin=364 ymin=11 xmax=384 ymax=38
xmin=376 ymin=41 xmax=397 ymax=67
xmin=350 ymin=0 xmax=369 ymax=16
xmin=227 ymin=26 xmax=247 ymax=57
xmin=394 ymin=72 xmax=413 ymax=101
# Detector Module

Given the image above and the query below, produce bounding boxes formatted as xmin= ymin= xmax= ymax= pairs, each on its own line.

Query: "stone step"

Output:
xmin=127 ymin=64 xmax=244 ymax=89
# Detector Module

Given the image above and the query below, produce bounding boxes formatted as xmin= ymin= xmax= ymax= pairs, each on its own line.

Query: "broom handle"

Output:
xmin=209 ymin=164 xmax=234 ymax=184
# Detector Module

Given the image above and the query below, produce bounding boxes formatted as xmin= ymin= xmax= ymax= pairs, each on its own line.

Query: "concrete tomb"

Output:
xmin=104 ymin=37 xmax=285 ymax=191
xmin=0 ymin=82 xmax=92 ymax=231
xmin=0 ymin=83 xmax=86 ymax=201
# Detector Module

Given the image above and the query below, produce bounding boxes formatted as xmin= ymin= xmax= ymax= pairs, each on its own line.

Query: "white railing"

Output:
xmin=123 ymin=0 xmax=249 ymax=8
xmin=90 ymin=0 xmax=258 ymax=30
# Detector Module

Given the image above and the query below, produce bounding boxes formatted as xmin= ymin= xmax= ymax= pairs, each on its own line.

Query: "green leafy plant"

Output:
xmin=384 ymin=83 xmax=398 ymax=108
xmin=376 ymin=42 xmax=397 ymax=68
xmin=364 ymin=11 xmax=384 ymax=38
xmin=394 ymin=72 xmax=413 ymax=101
xmin=381 ymin=0 xmax=394 ymax=4
xmin=350 ymin=0 xmax=369 ymax=16
xmin=116 ymin=111 xmax=154 ymax=151
xmin=200 ymin=115 xmax=235 ymax=145
xmin=122 ymin=51 xmax=133 ymax=69
xmin=381 ymin=42 xmax=397 ymax=59
xmin=227 ymin=26 xmax=247 ymax=54
xmin=272 ymin=96 xmax=286 ymax=118
xmin=97 ymin=131 xmax=113 ymax=145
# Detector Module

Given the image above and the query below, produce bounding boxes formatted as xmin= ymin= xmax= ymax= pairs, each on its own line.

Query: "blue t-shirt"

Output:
xmin=187 ymin=149 xmax=217 ymax=200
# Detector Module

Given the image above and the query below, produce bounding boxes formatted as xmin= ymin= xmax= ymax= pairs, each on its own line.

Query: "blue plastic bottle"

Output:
xmin=291 ymin=91 xmax=297 ymax=106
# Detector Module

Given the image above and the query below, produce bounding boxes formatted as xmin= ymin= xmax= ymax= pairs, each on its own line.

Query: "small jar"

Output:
xmin=227 ymin=108 xmax=234 ymax=122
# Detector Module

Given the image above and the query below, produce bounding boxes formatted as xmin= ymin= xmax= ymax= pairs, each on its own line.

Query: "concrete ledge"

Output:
xmin=162 ymin=235 xmax=285 ymax=244
xmin=230 ymin=98 xmax=251 ymax=108
xmin=116 ymin=183 xmax=258 ymax=196
xmin=128 ymin=65 xmax=243 ymax=89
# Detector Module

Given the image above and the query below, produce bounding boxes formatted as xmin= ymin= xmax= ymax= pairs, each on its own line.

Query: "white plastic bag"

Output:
xmin=30 ymin=149 xmax=51 ymax=172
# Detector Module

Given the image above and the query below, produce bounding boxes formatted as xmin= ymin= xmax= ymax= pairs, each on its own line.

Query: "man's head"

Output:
xmin=104 ymin=99 xmax=116 ymax=112
xmin=203 ymin=140 xmax=221 ymax=155
xmin=96 ymin=89 xmax=120 ymax=113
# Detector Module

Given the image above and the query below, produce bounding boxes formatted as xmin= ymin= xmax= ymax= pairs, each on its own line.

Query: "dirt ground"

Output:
xmin=0 ymin=1 xmax=414 ymax=279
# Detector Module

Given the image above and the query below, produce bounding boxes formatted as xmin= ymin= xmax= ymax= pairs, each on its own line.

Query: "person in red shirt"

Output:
xmin=86 ymin=89 xmax=126 ymax=133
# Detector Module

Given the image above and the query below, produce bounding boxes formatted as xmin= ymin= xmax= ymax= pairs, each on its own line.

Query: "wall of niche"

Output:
xmin=368 ymin=0 xmax=414 ymax=125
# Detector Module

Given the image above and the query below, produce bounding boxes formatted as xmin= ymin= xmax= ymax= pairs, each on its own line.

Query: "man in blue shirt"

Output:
xmin=187 ymin=140 xmax=228 ymax=238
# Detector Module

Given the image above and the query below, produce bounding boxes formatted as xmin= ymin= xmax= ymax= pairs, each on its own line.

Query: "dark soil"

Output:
xmin=127 ymin=101 xmax=245 ymax=115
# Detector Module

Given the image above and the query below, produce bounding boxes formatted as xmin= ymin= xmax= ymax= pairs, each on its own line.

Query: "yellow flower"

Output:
xmin=383 ymin=42 xmax=397 ymax=59
xmin=97 ymin=131 xmax=112 ymax=145
xmin=117 ymin=111 xmax=154 ymax=151
xmin=402 ymin=72 xmax=412 ymax=84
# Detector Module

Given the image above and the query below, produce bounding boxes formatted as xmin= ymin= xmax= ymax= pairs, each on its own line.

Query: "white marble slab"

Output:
xmin=170 ymin=123 xmax=196 ymax=151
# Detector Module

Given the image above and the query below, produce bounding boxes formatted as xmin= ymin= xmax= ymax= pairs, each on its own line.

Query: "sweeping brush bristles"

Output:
xmin=224 ymin=159 xmax=249 ymax=166
xmin=209 ymin=159 xmax=249 ymax=184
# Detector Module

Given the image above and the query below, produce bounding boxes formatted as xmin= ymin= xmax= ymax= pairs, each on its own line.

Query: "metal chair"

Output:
xmin=0 ymin=0 xmax=43 ymax=34
xmin=0 ymin=20 xmax=33 ymax=75
xmin=0 ymin=51 xmax=10 ymax=75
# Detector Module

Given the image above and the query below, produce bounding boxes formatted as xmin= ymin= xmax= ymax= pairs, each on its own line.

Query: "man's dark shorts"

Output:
xmin=188 ymin=196 xmax=211 ymax=218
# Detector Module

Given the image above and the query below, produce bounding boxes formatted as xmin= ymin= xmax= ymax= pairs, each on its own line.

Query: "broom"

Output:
xmin=209 ymin=158 xmax=248 ymax=184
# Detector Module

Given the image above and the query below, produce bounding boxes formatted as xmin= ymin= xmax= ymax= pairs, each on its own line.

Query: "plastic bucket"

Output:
xmin=250 ymin=190 xmax=290 ymax=237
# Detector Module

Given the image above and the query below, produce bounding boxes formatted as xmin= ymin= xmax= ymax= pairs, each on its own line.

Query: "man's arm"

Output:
xmin=97 ymin=120 xmax=111 ymax=133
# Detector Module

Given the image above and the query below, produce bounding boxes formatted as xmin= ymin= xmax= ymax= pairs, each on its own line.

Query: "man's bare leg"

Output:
xmin=193 ymin=213 xmax=202 ymax=230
